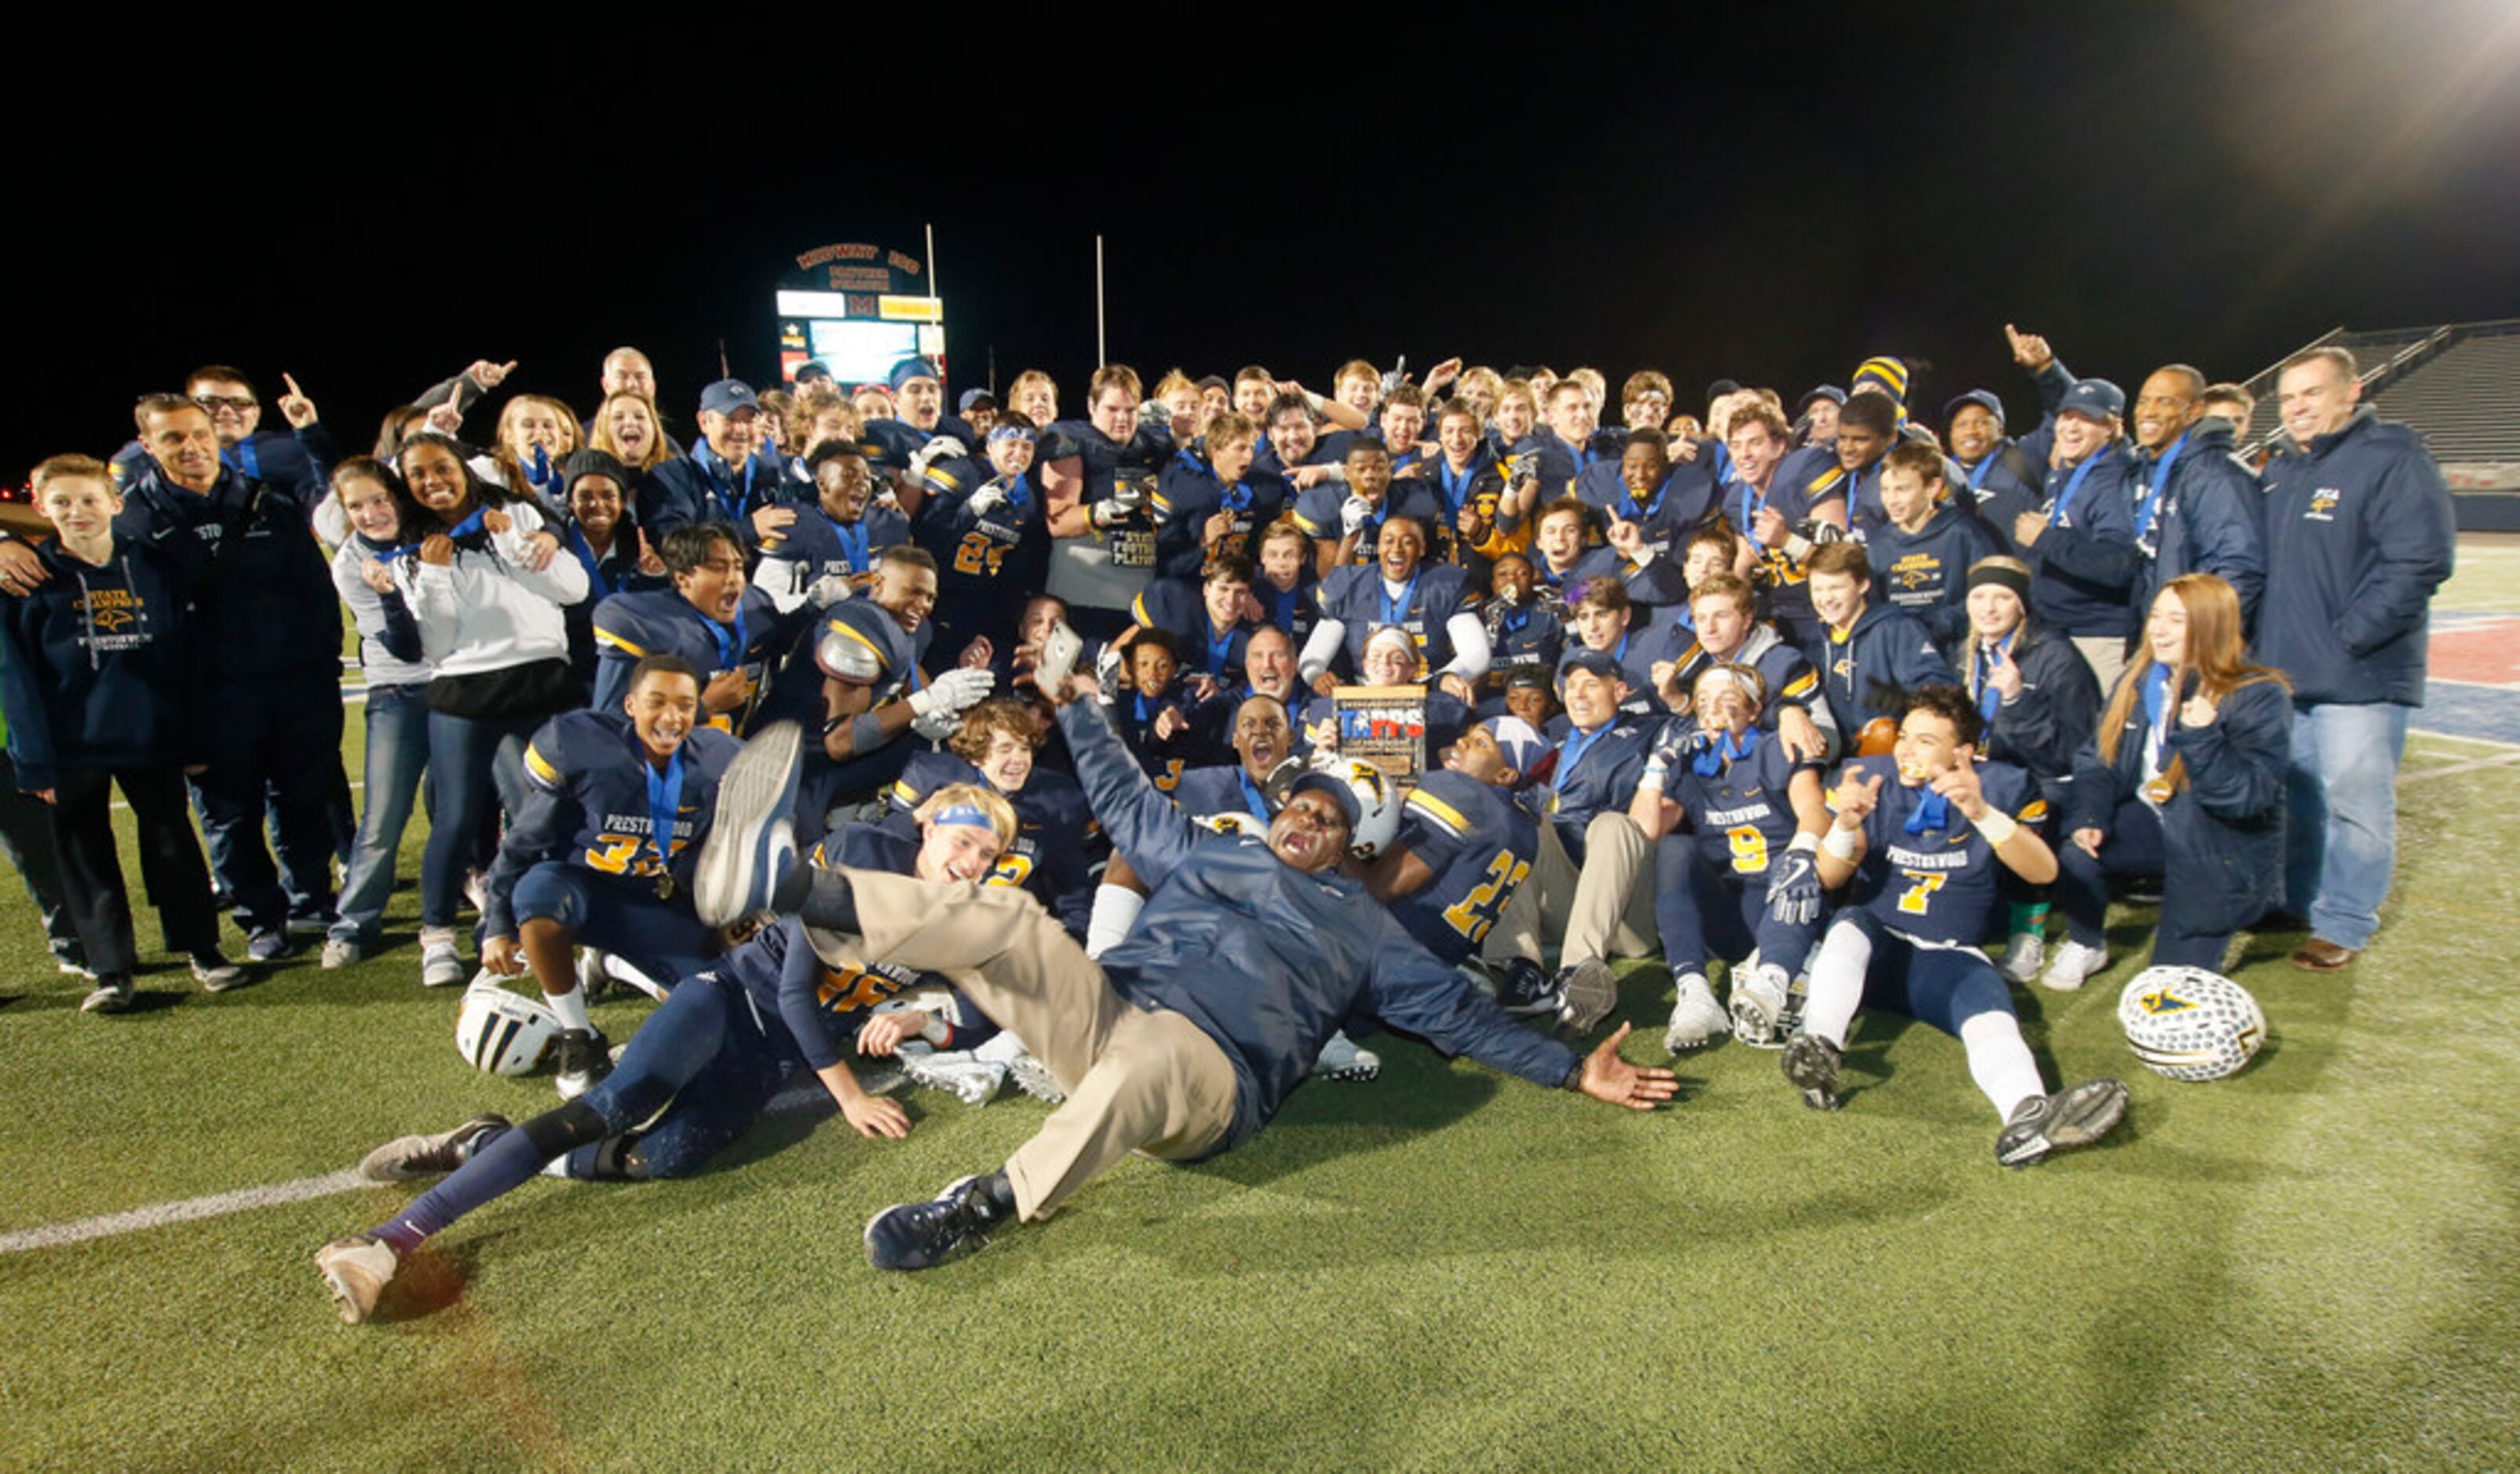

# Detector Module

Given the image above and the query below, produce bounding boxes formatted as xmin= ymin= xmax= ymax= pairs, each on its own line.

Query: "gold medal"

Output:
xmin=653 ymin=873 xmax=676 ymax=901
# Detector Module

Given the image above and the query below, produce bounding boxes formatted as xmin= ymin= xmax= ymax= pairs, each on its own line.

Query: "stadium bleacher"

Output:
xmin=2241 ymin=319 xmax=2520 ymax=528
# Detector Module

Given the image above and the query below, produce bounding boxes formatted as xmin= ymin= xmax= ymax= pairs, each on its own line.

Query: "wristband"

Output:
xmin=1823 ymin=826 xmax=1859 ymax=860
xmin=1788 ymin=832 xmax=1820 ymax=854
xmin=847 ymin=709 xmax=889 ymax=755
xmin=1975 ymin=808 xmax=2020 ymax=845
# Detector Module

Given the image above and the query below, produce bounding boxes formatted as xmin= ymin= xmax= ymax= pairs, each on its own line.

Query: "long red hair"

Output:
xmin=2095 ymin=573 xmax=2287 ymax=792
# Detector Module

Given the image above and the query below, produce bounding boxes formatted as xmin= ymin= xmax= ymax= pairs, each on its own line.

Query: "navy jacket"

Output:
xmin=642 ymin=445 xmax=794 ymax=545
xmin=1572 ymin=458 xmax=1721 ymax=560
xmin=2023 ymin=443 xmax=2142 ymax=637
xmin=1962 ymin=622 xmax=2102 ymax=810
xmin=2255 ymin=409 xmax=2455 ymax=706
xmin=2069 ymin=675 xmax=2289 ymax=934
xmin=111 ymin=425 xmax=341 ymax=517
xmin=2127 ymin=418 xmax=2264 ymax=637
xmin=1061 ymin=699 xmax=1579 ymax=1151
xmin=1803 ymin=601 xmax=1959 ymax=729
xmin=113 ymin=462 xmax=339 ymax=687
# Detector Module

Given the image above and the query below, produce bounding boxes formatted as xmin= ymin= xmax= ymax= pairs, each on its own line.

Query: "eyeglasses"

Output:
xmin=194 ymin=395 xmax=257 ymax=413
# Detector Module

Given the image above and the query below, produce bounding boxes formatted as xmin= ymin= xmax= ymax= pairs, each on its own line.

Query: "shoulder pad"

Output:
xmin=817 ymin=604 xmax=897 ymax=684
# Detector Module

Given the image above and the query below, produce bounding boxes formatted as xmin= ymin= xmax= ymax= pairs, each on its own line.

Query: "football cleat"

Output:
xmin=1729 ymin=964 xmax=1790 ymax=1048
xmin=1554 ymin=960 xmax=1619 ymax=1034
xmin=358 ymin=1114 xmax=511 ymax=1183
xmin=1999 ymin=931 xmax=2047 ymax=986
xmin=1005 ymin=1052 xmax=1065 ymax=1104
xmin=2039 ymin=939 xmax=2109 ymax=993
xmin=315 ymin=1235 xmax=400 ymax=1326
xmin=864 ymin=1174 xmax=1012 ymax=1272
xmin=1663 ymin=973 xmax=1729 ymax=1053
xmin=902 ymin=1049 xmax=1010 ymax=1106
xmin=1782 ymin=1031 xmax=1844 ymax=1111
xmin=190 ymin=951 xmax=247 ymax=992
xmin=553 ymin=1028 xmax=613 ymax=1100
xmin=1996 ymin=1079 xmax=2131 ymax=1168
xmin=81 ymin=976 xmax=136 ymax=1014
xmin=694 ymin=721 xmax=804 ymax=929
xmin=1490 ymin=957 xmax=1561 ymax=1017
xmin=1313 ymin=1031 xmax=1381 ymax=1082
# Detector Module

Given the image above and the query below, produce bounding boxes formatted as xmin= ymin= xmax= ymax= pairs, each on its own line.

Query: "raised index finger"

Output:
xmin=282 ymin=371 xmax=305 ymax=399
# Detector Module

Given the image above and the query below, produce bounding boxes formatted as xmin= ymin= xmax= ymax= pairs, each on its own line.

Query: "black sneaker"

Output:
xmin=1782 ymin=1031 xmax=1843 ymax=1111
xmin=1554 ymin=959 xmax=1618 ymax=1034
xmin=357 ymin=1114 xmax=512 ymax=1181
xmin=864 ymin=1173 xmax=1012 ymax=1272
xmin=1995 ymin=1079 xmax=2130 ymax=1169
xmin=554 ymin=1028 xmax=613 ymax=1100
xmin=1492 ymin=958 xmax=1560 ymax=1017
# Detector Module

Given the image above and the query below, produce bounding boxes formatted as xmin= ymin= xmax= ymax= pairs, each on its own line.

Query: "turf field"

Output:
xmin=3 ymin=547 xmax=2516 ymax=1471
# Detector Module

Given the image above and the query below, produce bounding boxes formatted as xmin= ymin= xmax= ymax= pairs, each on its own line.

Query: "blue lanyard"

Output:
xmin=996 ymin=472 xmax=1032 ymax=513
xmin=1221 ymin=478 xmax=1252 ymax=515
xmin=1967 ymin=454 xmax=1996 ymax=494
xmin=2132 ymin=432 xmax=2188 ymax=543
xmin=1557 ymin=722 xmax=1611 ymax=786
xmin=2142 ymin=662 xmax=2174 ymax=771
xmin=1269 ymin=583 xmax=1302 ymax=631
xmin=225 ymin=438 xmax=262 ymax=480
xmin=1903 ymin=786 xmax=1952 ymax=836
xmin=1205 ymin=620 xmax=1237 ymax=675
xmin=1973 ymin=632 xmax=2014 ymax=724
xmin=822 ymin=509 xmax=871 ymax=574
xmin=704 ymin=601 xmax=749 ymax=673
xmin=381 ymin=503 xmax=491 ymax=562
xmin=1693 ymin=727 xmax=1760 ymax=776
xmin=567 ymin=525 xmax=633 ymax=595
xmin=2047 ymin=455 xmax=2099 ymax=526
xmin=698 ymin=444 xmax=760 ymax=524
xmin=1235 ymin=767 xmax=1272 ymax=822
xmin=645 ymin=746 xmax=685 ymax=876
xmin=1736 ymin=476 xmax=1769 ymax=548
xmin=1379 ymin=571 xmax=1421 ymax=627
xmin=1618 ymin=473 xmax=1669 ymax=525
xmin=1439 ymin=459 xmax=1475 ymax=514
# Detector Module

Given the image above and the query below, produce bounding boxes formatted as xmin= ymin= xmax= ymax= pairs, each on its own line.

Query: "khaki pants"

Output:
xmin=2072 ymin=634 xmax=2129 ymax=697
xmin=812 ymin=868 xmax=1237 ymax=1222
xmin=1481 ymin=811 xmax=1659 ymax=969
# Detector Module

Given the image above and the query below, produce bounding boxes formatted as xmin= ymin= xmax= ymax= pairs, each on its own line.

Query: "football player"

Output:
xmin=1802 ymin=542 xmax=1961 ymax=740
xmin=1780 ymin=684 xmax=2131 ymax=1168
xmin=1289 ymin=440 xmax=1445 ymax=577
xmin=1364 ymin=717 xmax=1543 ymax=972
xmin=883 ymin=698 xmax=1101 ymax=939
xmin=1149 ymin=411 xmax=1282 ymax=578
xmin=1301 ymin=515 xmax=1485 ymax=697
xmin=1626 ymin=664 xmax=1832 ymax=1052
xmin=591 ymin=524 xmax=824 ymax=732
xmin=315 ymin=783 xmax=1021 ymax=1325
xmin=752 ymin=438 xmax=910 ymax=613
xmin=913 ymin=415 xmax=1051 ymax=658
xmin=1132 ymin=556 xmax=1258 ymax=691
xmin=478 ymin=655 xmax=743 ymax=1096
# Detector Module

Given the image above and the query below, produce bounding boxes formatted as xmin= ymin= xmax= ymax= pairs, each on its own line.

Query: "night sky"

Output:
xmin=17 ymin=1 xmax=2518 ymax=476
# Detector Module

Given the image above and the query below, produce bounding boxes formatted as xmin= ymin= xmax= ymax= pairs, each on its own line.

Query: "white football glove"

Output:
xmin=966 ymin=482 xmax=1010 ymax=520
xmin=803 ymin=572 xmax=854 ymax=608
xmin=908 ymin=666 xmax=995 ymax=719
xmin=1339 ymin=494 xmax=1374 ymax=537
xmin=1093 ymin=644 xmax=1125 ymax=705
xmin=1138 ymin=400 xmax=1174 ymax=431
xmin=908 ymin=436 xmax=966 ymax=477
xmin=910 ymin=707 xmax=963 ymax=742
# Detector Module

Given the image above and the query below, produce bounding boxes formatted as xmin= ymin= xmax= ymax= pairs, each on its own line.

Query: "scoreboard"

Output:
xmin=776 ymin=242 xmax=944 ymax=389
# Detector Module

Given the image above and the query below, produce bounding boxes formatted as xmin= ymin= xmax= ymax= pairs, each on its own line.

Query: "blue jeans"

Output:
xmin=420 ymin=709 xmax=536 ymax=929
xmin=2284 ymin=702 xmax=2411 ymax=951
xmin=331 ymin=684 xmax=430 ymax=947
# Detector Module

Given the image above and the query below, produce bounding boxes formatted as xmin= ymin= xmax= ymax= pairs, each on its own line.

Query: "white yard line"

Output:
xmin=0 ymin=1082 xmax=835 ymax=1255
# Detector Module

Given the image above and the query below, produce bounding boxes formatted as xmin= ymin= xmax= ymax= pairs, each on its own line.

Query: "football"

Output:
xmin=2117 ymin=966 xmax=2267 ymax=1082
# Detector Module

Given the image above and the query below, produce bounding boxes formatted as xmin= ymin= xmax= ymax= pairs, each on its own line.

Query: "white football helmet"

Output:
xmin=455 ymin=974 xmax=564 ymax=1077
xmin=2117 ymin=965 xmax=2266 ymax=1082
xmin=1319 ymin=757 xmax=1402 ymax=860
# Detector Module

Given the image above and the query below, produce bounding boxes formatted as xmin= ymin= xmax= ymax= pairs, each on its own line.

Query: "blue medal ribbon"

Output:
xmin=645 ymin=744 xmax=685 ymax=879
xmin=2131 ymin=431 xmax=2188 ymax=547
xmin=1903 ymin=786 xmax=1952 ymax=836
xmin=1234 ymin=767 xmax=1272 ymax=822
xmin=1692 ymin=726 xmax=1761 ymax=776
xmin=2047 ymin=455 xmax=2099 ymax=527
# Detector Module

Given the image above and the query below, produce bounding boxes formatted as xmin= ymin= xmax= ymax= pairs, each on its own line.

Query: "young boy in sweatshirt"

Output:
xmin=0 ymin=455 xmax=239 ymax=1012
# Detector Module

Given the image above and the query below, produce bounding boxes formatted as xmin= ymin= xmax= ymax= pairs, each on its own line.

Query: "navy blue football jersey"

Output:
xmin=1287 ymin=482 xmax=1449 ymax=565
xmin=1133 ymin=577 xmax=1253 ymax=684
xmin=1384 ymin=768 xmax=1538 ymax=965
xmin=754 ymin=502 xmax=909 ymax=604
xmin=1314 ymin=561 xmax=1474 ymax=676
xmin=590 ymin=586 xmax=791 ymax=729
xmin=1667 ymin=732 xmax=1819 ymax=880
xmin=882 ymin=750 xmax=1103 ymax=936
xmin=481 ymin=710 xmax=741 ymax=937
xmin=1151 ymin=448 xmax=1287 ymax=578
xmin=1841 ymin=754 xmax=2045 ymax=946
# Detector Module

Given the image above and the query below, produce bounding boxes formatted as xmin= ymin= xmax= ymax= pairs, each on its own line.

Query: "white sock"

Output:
xmin=544 ymin=982 xmax=592 ymax=1034
xmin=1959 ymin=1011 xmax=2045 ymax=1121
xmin=1800 ymin=924 xmax=1872 ymax=1048
xmin=1085 ymin=885 xmax=1146 ymax=960
xmin=418 ymin=925 xmax=456 ymax=950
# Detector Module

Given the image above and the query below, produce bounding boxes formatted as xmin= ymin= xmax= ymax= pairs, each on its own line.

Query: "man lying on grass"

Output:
xmin=695 ymin=621 xmax=1678 ymax=1272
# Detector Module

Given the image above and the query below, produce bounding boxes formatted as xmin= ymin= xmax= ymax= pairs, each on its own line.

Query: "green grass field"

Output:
xmin=3 ymin=556 xmax=2515 ymax=1472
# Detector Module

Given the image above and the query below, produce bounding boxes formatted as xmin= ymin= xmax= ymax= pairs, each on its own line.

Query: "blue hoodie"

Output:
xmin=112 ymin=462 xmax=338 ymax=686
xmin=0 ymin=533 xmax=206 ymax=790
xmin=2255 ymin=408 xmax=2454 ymax=706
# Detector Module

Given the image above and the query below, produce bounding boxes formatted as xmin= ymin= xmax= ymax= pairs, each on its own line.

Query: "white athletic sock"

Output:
xmin=1959 ymin=1012 xmax=2046 ymax=1122
xmin=1085 ymin=885 xmax=1145 ymax=960
xmin=544 ymin=983 xmax=592 ymax=1034
xmin=1800 ymin=925 xmax=1872 ymax=1049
